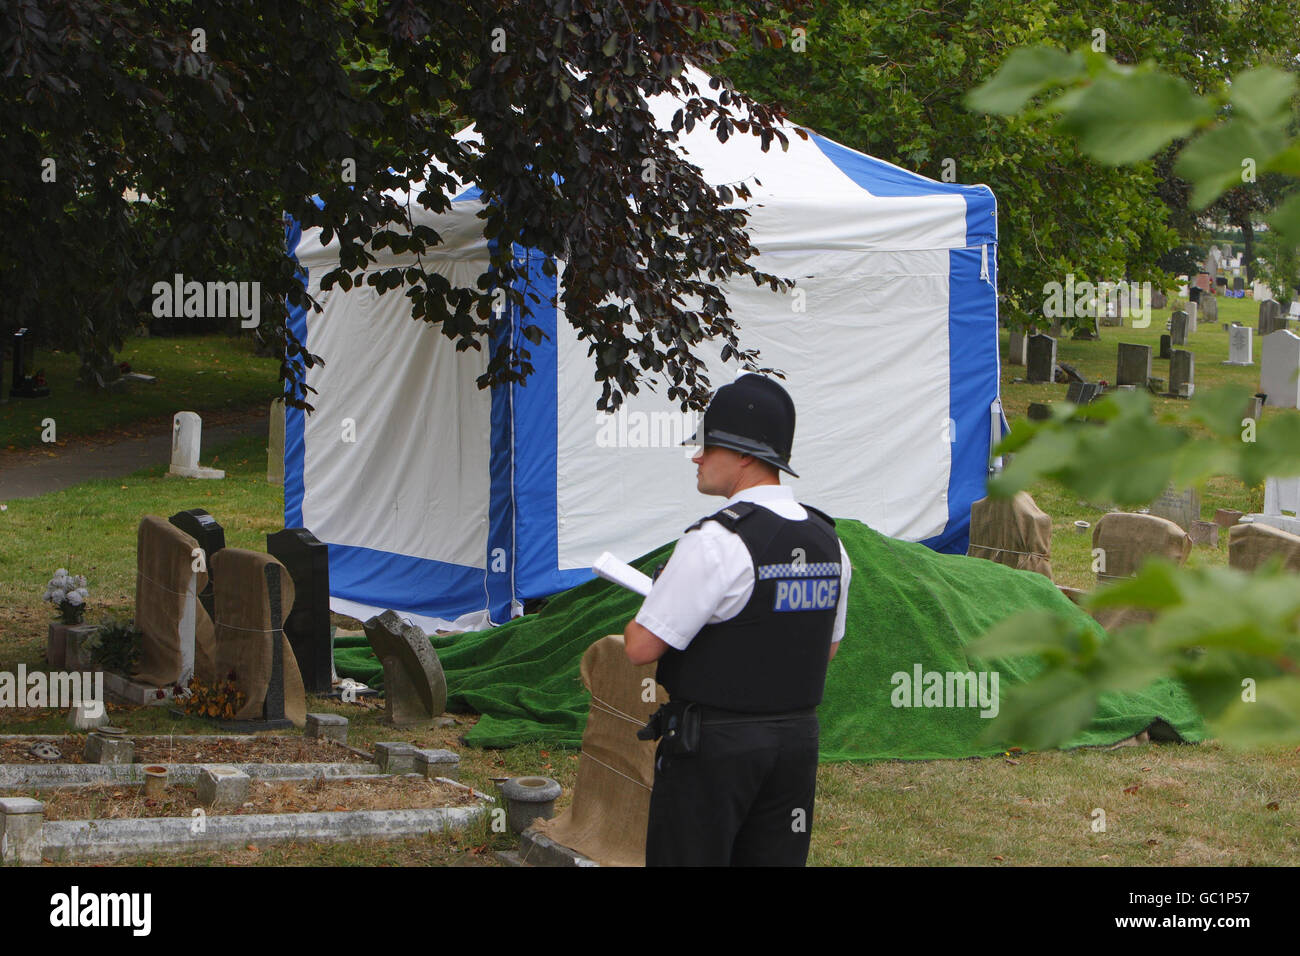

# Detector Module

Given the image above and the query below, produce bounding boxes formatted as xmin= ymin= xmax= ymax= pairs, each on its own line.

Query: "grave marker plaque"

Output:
xmin=266 ymin=527 xmax=333 ymax=694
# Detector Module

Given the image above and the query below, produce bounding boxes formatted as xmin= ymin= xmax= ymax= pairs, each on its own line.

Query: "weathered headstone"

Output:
xmin=1169 ymin=350 xmax=1194 ymax=398
xmin=1259 ymin=299 xmax=1283 ymax=336
xmin=1200 ymin=295 xmax=1218 ymax=324
xmin=1065 ymin=381 xmax=1101 ymax=405
xmin=1224 ymin=325 xmax=1253 ymax=366
xmin=135 ymin=516 xmax=215 ymax=688
xmin=1159 ymin=334 xmax=1172 ymax=359
xmin=1151 ymin=289 xmax=1167 ymax=310
xmin=268 ymin=398 xmax=286 ymax=485
xmin=1150 ymin=484 xmax=1202 ymax=531
xmin=1244 ymin=393 xmax=1264 ymax=423
xmin=1189 ymin=287 xmax=1202 ymax=304
xmin=1116 ymin=343 xmax=1152 ymax=387
xmin=1007 ymin=327 xmax=1027 ymax=366
xmin=9 ymin=329 xmax=50 ymax=399
xmin=211 ymin=549 xmax=305 ymax=728
xmin=168 ymin=411 xmax=225 ymax=479
xmin=1234 ymin=276 xmax=1245 ymax=292
xmin=1026 ymin=402 xmax=1053 ymax=422
xmin=1229 ymin=522 xmax=1300 ymax=572
xmin=1260 ymin=330 xmax=1300 ymax=409
xmin=363 ymin=609 xmax=448 ymax=728
xmin=266 ymin=527 xmax=332 ymax=695
xmin=1190 ymin=520 xmax=1219 ymax=548
xmin=169 ymin=508 xmax=225 ymax=622
xmin=1170 ymin=310 xmax=1189 ymax=346
xmin=1026 ymin=334 xmax=1057 ymax=384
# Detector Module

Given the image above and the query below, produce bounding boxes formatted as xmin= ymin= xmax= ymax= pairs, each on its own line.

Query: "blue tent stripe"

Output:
xmin=283 ymin=214 xmax=308 ymax=530
xmin=329 ymin=543 xmax=491 ymax=619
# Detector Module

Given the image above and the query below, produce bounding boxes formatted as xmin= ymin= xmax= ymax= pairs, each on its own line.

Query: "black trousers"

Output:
xmin=645 ymin=713 xmax=819 ymax=867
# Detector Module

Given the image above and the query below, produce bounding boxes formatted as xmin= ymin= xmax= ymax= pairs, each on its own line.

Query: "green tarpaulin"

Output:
xmin=334 ymin=520 xmax=1207 ymax=759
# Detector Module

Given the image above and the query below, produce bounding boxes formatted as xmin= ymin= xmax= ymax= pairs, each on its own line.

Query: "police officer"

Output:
xmin=623 ymin=374 xmax=850 ymax=866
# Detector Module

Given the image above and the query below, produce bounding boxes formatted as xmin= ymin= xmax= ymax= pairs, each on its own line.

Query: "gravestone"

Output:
xmin=1234 ymin=276 xmax=1245 ymax=292
xmin=363 ymin=610 xmax=447 ymax=728
xmin=1200 ymin=295 xmax=1218 ymax=324
xmin=1229 ymin=522 xmax=1300 ymax=572
xmin=1151 ymin=289 xmax=1167 ymax=309
xmin=1224 ymin=325 xmax=1253 ymax=366
xmin=1150 ymin=484 xmax=1201 ymax=531
xmin=168 ymin=412 xmax=225 ymax=479
xmin=1071 ymin=316 xmax=1101 ymax=339
xmin=1170 ymin=310 xmax=1189 ymax=346
xmin=1116 ymin=343 xmax=1152 ymax=387
xmin=266 ymin=527 xmax=332 ymax=695
xmin=1026 ymin=334 xmax=1056 ymax=384
xmin=1186 ymin=301 xmax=1198 ymax=334
xmin=1066 ymin=382 xmax=1101 ymax=405
xmin=211 ymin=549 xmax=305 ymax=728
xmin=1291 ymin=301 xmax=1300 ymax=319
xmin=1260 ymin=330 xmax=1300 ymax=408
xmin=1168 ymin=350 xmax=1194 ymax=398
xmin=1159 ymin=334 xmax=1172 ymax=359
xmin=168 ymin=508 xmax=225 ymax=622
xmin=9 ymin=329 xmax=50 ymax=399
xmin=1027 ymin=402 xmax=1053 ymax=422
xmin=268 ymin=399 xmax=285 ymax=485
xmin=135 ymin=516 xmax=215 ymax=688
xmin=1189 ymin=287 xmax=1202 ymax=304
xmin=1007 ymin=327 xmax=1027 ymax=366
xmin=1259 ymin=299 xmax=1283 ymax=336
xmin=1244 ymin=393 xmax=1264 ymax=423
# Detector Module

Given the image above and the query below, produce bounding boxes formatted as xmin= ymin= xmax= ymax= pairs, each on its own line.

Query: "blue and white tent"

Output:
xmin=287 ymin=71 xmax=1002 ymax=632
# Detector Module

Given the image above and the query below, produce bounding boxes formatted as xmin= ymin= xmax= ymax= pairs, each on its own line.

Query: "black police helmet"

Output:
xmin=685 ymin=375 xmax=798 ymax=477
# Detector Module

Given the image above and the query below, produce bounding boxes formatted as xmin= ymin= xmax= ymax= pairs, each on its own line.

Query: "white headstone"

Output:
xmin=1186 ymin=300 xmax=1198 ymax=334
xmin=1290 ymin=301 xmax=1300 ymax=319
xmin=1260 ymin=330 xmax=1300 ymax=409
xmin=1265 ymin=476 xmax=1300 ymax=517
xmin=168 ymin=411 xmax=225 ymax=479
xmin=1224 ymin=325 xmax=1253 ymax=366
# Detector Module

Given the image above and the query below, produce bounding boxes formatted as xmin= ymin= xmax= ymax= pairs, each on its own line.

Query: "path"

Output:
xmin=0 ymin=411 xmax=267 ymax=500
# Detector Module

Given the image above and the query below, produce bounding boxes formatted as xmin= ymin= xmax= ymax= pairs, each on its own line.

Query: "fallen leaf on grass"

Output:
xmin=1123 ymin=785 xmax=1140 ymax=794
xmin=1267 ymin=802 xmax=1280 ymax=811
xmin=992 ymin=855 xmax=1004 ymax=861
xmin=1004 ymin=758 xmax=1020 ymax=765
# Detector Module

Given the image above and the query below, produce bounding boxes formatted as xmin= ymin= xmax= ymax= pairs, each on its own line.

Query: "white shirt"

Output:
xmin=634 ymin=484 xmax=852 ymax=651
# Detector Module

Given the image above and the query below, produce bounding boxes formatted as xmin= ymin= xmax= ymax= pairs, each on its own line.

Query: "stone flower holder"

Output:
xmin=143 ymin=766 xmax=168 ymax=800
xmin=47 ymin=622 xmax=99 ymax=670
xmin=500 ymin=776 xmax=562 ymax=835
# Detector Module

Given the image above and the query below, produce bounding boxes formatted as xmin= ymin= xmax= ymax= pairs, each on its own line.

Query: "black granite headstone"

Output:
xmin=169 ymin=508 xmax=225 ymax=621
xmin=10 ymin=329 xmax=50 ymax=398
xmin=1234 ymin=276 xmax=1245 ymax=292
xmin=266 ymin=527 xmax=332 ymax=694
xmin=1189 ymin=287 xmax=1202 ymax=304
xmin=1066 ymin=382 xmax=1101 ymax=405
xmin=1159 ymin=334 xmax=1172 ymax=359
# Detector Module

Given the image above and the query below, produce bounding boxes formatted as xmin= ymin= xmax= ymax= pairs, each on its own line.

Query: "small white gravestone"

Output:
xmin=1260 ymin=330 xmax=1300 ymax=409
xmin=1291 ymin=301 xmax=1300 ymax=319
xmin=1186 ymin=300 xmax=1198 ymax=334
xmin=1245 ymin=476 xmax=1300 ymax=537
xmin=168 ymin=411 xmax=225 ymax=479
xmin=1224 ymin=325 xmax=1253 ymax=366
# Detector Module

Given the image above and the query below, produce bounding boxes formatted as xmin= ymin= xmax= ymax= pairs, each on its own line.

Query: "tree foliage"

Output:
xmin=2 ymin=0 xmax=807 ymax=410
xmin=966 ymin=38 xmax=1300 ymax=748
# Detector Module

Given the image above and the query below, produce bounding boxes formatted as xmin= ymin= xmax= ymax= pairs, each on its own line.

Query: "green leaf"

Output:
xmin=1229 ymin=67 xmax=1297 ymax=125
xmin=964 ymin=47 xmax=1086 ymax=116
xmin=967 ymin=609 xmax=1088 ymax=665
xmin=1085 ymin=561 xmax=1184 ymax=611
xmin=1173 ymin=119 xmax=1290 ymax=208
xmin=1267 ymin=191 xmax=1300 ymax=242
xmin=1209 ymin=679 xmax=1300 ymax=748
xmin=977 ymin=668 xmax=1100 ymax=750
xmin=1057 ymin=72 xmax=1214 ymax=164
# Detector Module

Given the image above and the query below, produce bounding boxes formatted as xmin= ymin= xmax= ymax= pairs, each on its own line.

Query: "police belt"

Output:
xmin=637 ymin=699 xmax=815 ymax=748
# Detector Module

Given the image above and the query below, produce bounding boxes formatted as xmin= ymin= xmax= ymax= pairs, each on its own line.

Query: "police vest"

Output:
xmin=655 ymin=501 xmax=842 ymax=713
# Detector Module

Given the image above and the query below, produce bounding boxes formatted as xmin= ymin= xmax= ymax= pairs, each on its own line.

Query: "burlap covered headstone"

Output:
xmin=211 ymin=549 xmax=306 ymax=727
xmin=533 ymin=635 xmax=663 ymax=867
xmin=967 ymin=492 xmax=1053 ymax=579
xmin=1229 ymin=522 xmax=1300 ymax=573
xmin=1090 ymin=513 xmax=1191 ymax=633
xmin=134 ymin=516 xmax=216 ymax=687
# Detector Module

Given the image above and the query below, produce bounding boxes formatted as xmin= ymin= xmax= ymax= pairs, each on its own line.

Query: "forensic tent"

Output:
xmin=286 ymin=68 xmax=1002 ymax=630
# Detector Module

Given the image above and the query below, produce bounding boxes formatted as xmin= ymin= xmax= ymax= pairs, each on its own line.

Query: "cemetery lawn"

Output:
xmin=2 ymin=303 xmax=1297 ymax=866
xmin=0 ymin=334 xmax=280 ymax=451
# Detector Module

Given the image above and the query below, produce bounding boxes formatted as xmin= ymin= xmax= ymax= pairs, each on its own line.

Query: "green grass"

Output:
xmin=0 ymin=334 xmax=280 ymax=450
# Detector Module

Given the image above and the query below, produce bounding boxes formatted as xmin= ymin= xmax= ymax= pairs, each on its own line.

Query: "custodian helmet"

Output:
xmin=685 ymin=375 xmax=798 ymax=477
